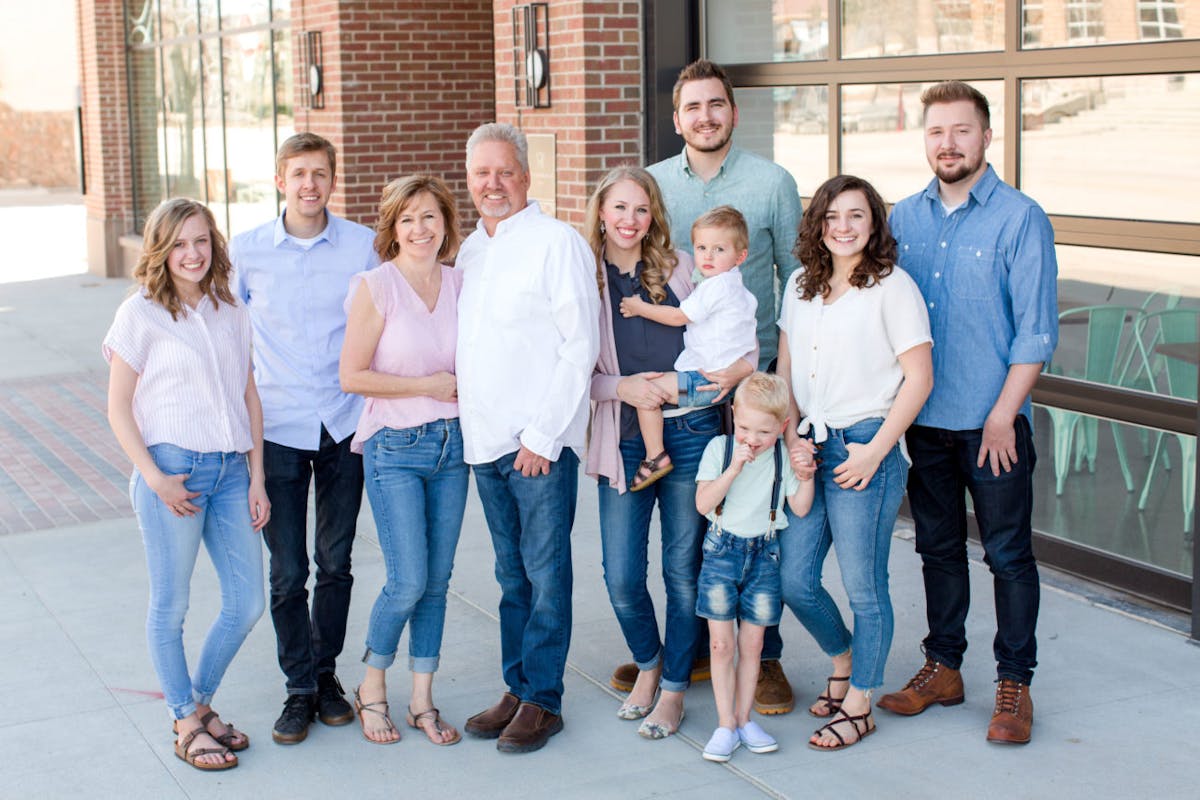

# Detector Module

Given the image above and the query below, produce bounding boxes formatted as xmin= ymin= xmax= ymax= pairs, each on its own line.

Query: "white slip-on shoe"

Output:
xmin=702 ymin=726 xmax=741 ymax=762
xmin=737 ymin=720 xmax=779 ymax=753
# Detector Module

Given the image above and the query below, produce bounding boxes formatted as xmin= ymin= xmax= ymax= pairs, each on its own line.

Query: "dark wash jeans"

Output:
xmin=262 ymin=427 xmax=363 ymax=694
xmin=905 ymin=415 xmax=1040 ymax=685
xmin=472 ymin=448 xmax=579 ymax=716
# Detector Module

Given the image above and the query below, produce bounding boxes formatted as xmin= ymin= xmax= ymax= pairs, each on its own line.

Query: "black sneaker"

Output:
xmin=316 ymin=673 xmax=355 ymax=726
xmin=272 ymin=693 xmax=316 ymax=744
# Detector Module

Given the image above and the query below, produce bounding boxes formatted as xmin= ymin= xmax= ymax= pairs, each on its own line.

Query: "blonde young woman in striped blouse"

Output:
xmin=104 ymin=198 xmax=268 ymax=772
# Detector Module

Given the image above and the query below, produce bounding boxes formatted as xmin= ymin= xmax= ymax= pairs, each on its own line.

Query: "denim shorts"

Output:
xmin=677 ymin=370 xmax=721 ymax=408
xmin=695 ymin=526 xmax=782 ymax=627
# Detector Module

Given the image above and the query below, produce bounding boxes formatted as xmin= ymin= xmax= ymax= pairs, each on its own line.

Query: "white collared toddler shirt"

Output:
xmin=674 ymin=267 xmax=758 ymax=373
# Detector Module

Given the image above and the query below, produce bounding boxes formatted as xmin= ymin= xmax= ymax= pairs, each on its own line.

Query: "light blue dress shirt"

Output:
xmin=230 ymin=211 xmax=379 ymax=450
xmin=647 ymin=145 xmax=803 ymax=368
xmin=890 ymin=165 xmax=1058 ymax=431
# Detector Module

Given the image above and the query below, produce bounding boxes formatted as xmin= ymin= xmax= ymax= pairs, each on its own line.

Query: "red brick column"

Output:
xmin=77 ymin=0 xmax=134 ymax=277
xmin=493 ymin=0 xmax=643 ymax=228
xmin=291 ymin=1 xmax=495 ymax=227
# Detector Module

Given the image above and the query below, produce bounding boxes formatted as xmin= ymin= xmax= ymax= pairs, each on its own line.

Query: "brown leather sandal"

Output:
xmin=406 ymin=706 xmax=462 ymax=746
xmin=173 ymin=711 xmax=249 ymax=751
xmin=808 ymin=708 xmax=876 ymax=751
xmin=630 ymin=452 xmax=673 ymax=492
xmin=809 ymin=675 xmax=850 ymax=718
xmin=354 ymin=687 xmax=400 ymax=745
xmin=174 ymin=727 xmax=237 ymax=771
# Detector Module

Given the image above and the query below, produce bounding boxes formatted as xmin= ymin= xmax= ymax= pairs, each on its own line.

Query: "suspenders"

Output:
xmin=714 ymin=436 xmax=784 ymax=535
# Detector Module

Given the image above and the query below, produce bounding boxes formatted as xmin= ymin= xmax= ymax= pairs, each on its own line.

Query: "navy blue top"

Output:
xmin=606 ymin=260 xmax=685 ymax=440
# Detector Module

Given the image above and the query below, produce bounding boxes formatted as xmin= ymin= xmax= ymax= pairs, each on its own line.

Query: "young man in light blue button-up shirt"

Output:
xmin=230 ymin=133 xmax=379 ymax=746
xmin=878 ymin=82 xmax=1058 ymax=746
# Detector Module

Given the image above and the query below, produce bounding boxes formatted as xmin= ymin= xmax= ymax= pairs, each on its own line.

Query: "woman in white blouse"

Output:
xmin=776 ymin=175 xmax=933 ymax=751
xmin=104 ymin=198 xmax=268 ymax=772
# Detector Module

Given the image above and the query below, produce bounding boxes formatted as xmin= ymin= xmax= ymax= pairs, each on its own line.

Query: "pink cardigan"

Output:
xmin=585 ymin=251 xmax=757 ymax=494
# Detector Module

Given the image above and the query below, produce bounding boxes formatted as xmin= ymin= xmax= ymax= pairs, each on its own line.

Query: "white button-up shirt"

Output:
xmin=455 ymin=201 xmax=600 ymax=465
xmin=675 ymin=267 xmax=758 ymax=373
xmin=103 ymin=292 xmax=253 ymax=453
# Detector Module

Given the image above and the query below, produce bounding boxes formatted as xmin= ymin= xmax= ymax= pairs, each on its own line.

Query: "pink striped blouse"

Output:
xmin=347 ymin=263 xmax=463 ymax=454
xmin=103 ymin=291 xmax=254 ymax=453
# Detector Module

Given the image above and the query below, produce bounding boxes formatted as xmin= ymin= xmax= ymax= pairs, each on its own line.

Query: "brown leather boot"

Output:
xmin=496 ymin=703 xmax=563 ymax=753
xmin=463 ymin=692 xmax=520 ymax=739
xmin=987 ymin=679 xmax=1033 ymax=744
xmin=753 ymin=659 xmax=795 ymax=715
xmin=876 ymin=659 xmax=965 ymax=716
xmin=609 ymin=657 xmax=712 ymax=692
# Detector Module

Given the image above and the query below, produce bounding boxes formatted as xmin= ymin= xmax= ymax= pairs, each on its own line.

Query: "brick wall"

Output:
xmin=292 ymin=1 xmax=495 ymax=228
xmin=492 ymin=0 xmax=644 ymax=228
xmin=0 ymin=105 xmax=80 ymax=189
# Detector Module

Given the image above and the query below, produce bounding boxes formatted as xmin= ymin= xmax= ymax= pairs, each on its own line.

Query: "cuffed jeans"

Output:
xmin=598 ymin=406 xmax=719 ymax=692
xmin=361 ymin=420 xmax=468 ymax=673
xmin=781 ymin=418 xmax=906 ymax=691
xmin=132 ymin=444 xmax=265 ymax=720
xmin=473 ymin=448 xmax=579 ymax=715
xmin=906 ymin=416 xmax=1040 ymax=685
xmin=262 ymin=426 xmax=363 ymax=694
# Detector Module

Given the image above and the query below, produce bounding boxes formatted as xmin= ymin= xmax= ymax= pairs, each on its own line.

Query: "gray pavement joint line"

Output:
xmin=447 ymin=584 xmax=787 ymax=800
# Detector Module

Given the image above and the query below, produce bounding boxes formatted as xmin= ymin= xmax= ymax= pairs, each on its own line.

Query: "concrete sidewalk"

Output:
xmin=2 ymin=272 xmax=1199 ymax=799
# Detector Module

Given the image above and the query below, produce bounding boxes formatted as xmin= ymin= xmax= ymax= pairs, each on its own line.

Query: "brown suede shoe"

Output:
xmin=496 ymin=703 xmax=564 ymax=753
xmin=609 ymin=657 xmax=712 ymax=692
xmin=753 ymin=659 xmax=795 ymax=715
xmin=876 ymin=658 xmax=965 ymax=716
xmin=463 ymin=692 xmax=521 ymax=740
xmin=987 ymin=679 xmax=1033 ymax=744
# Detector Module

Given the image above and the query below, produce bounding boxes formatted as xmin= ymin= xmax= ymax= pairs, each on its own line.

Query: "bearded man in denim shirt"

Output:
xmin=877 ymin=81 xmax=1058 ymax=746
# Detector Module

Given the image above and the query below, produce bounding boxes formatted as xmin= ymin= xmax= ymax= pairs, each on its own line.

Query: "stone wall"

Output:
xmin=0 ymin=104 xmax=79 ymax=189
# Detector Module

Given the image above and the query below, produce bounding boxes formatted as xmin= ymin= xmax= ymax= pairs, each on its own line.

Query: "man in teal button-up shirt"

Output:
xmin=641 ymin=59 xmax=803 ymax=718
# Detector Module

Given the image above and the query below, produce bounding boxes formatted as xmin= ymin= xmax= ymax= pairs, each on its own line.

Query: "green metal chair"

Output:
xmin=1045 ymin=305 xmax=1146 ymax=496
xmin=1135 ymin=308 xmax=1198 ymax=532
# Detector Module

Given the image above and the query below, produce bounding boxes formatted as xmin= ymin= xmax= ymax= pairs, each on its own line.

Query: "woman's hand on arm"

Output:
xmin=616 ymin=371 xmax=671 ymax=410
xmin=699 ymin=355 xmax=754 ymax=403
xmin=244 ymin=367 xmax=270 ymax=532
xmin=107 ymin=354 xmax=200 ymax=516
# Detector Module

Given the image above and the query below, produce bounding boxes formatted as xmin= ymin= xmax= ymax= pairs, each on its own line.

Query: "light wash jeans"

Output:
xmin=361 ymin=420 xmax=468 ymax=672
xmin=131 ymin=443 xmax=265 ymax=720
xmin=780 ymin=418 xmax=907 ymax=691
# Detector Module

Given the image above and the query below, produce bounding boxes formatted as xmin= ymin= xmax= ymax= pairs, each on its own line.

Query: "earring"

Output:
xmin=599 ymin=221 xmax=606 ymax=235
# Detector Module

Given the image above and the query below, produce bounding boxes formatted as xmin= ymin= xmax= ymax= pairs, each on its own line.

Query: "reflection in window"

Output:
xmin=1067 ymin=0 xmax=1105 ymax=43
xmin=1020 ymin=74 xmax=1199 ymax=223
xmin=1022 ymin=0 xmax=1044 ymax=46
xmin=1024 ymin=0 xmax=1196 ymax=48
xmin=734 ymin=86 xmax=829 ymax=199
xmin=842 ymin=0 xmax=1003 ymax=58
xmin=1139 ymin=0 xmax=1183 ymax=40
xmin=705 ymin=0 xmax=828 ymax=63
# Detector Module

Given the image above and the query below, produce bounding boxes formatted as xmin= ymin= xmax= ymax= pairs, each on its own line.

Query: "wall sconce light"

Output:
xmin=513 ymin=3 xmax=550 ymax=109
xmin=302 ymin=31 xmax=325 ymax=109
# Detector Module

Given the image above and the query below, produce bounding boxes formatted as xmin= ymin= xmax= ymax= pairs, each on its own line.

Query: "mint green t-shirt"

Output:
xmin=696 ymin=435 xmax=801 ymax=538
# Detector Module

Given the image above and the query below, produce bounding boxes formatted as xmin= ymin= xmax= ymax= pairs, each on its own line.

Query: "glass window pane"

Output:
xmin=129 ymin=46 xmax=165 ymax=231
xmin=842 ymin=0 xmax=1003 ymax=58
xmin=274 ymin=0 xmax=292 ymax=22
xmin=1031 ymin=409 xmax=1193 ymax=578
xmin=221 ymin=0 xmax=270 ymax=30
xmin=224 ymin=30 xmax=282 ymax=234
xmin=162 ymin=42 xmax=205 ymax=200
xmin=201 ymin=39 xmax=226 ymax=233
xmin=160 ymin=0 xmax=198 ymax=38
xmin=1021 ymin=74 xmax=1199 ymax=223
xmin=125 ymin=0 xmax=157 ymax=44
xmin=733 ymin=86 xmax=830 ymax=200
xmin=705 ymin=0 xmax=829 ymax=63
xmin=841 ymin=81 xmax=1004 ymax=204
xmin=1022 ymin=0 xmax=1197 ymax=49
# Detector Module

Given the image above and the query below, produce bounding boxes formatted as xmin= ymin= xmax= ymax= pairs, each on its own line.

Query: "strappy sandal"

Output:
xmin=354 ymin=686 xmax=400 ymax=745
xmin=809 ymin=675 xmax=850 ymax=718
xmin=174 ymin=727 xmax=237 ymax=771
xmin=630 ymin=452 xmax=673 ymax=492
xmin=173 ymin=711 xmax=249 ymax=751
xmin=406 ymin=706 xmax=462 ymax=746
xmin=808 ymin=708 xmax=876 ymax=751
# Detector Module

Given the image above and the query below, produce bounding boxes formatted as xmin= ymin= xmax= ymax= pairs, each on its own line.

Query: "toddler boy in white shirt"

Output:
xmin=618 ymin=205 xmax=758 ymax=491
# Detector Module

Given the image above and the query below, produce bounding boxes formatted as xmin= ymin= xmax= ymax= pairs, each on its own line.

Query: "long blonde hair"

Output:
xmin=583 ymin=166 xmax=677 ymax=303
xmin=133 ymin=198 xmax=234 ymax=320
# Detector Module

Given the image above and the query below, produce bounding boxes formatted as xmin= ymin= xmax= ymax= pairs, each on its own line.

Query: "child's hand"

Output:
xmin=728 ymin=441 xmax=755 ymax=472
xmin=619 ymin=295 xmax=646 ymax=318
xmin=789 ymin=438 xmax=818 ymax=481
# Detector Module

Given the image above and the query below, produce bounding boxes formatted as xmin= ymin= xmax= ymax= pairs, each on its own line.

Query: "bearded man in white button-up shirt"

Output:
xmin=456 ymin=123 xmax=599 ymax=754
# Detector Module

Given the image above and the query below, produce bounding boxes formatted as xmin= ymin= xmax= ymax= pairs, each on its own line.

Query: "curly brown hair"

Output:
xmin=133 ymin=198 xmax=235 ymax=320
xmin=373 ymin=175 xmax=461 ymax=263
xmin=584 ymin=165 xmax=677 ymax=303
xmin=794 ymin=175 xmax=895 ymax=301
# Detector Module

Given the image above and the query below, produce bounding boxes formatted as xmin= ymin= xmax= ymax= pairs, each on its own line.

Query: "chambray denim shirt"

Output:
xmin=647 ymin=145 xmax=803 ymax=368
xmin=230 ymin=211 xmax=379 ymax=450
xmin=889 ymin=165 xmax=1058 ymax=431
